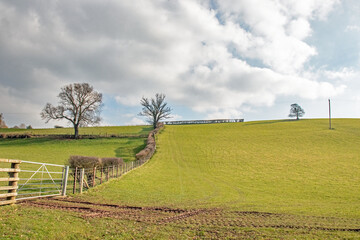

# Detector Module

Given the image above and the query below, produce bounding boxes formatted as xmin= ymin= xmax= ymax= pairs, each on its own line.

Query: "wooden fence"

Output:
xmin=0 ymin=159 xmax=21 ymax=206
xmin=0 ymin=157 xmax=149 ymax=206
xmin=70 ymin=159 xmax=146 ymax=194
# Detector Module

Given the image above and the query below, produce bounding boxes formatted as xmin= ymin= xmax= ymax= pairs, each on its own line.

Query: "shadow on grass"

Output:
xmin=244 ymin=119 xmax=298 ymax=126
xmin=139 ymin=126 xmax=153 ymax=134
xmin=114 ymin=139 xmax=147 ymax=161
xmin=0 ymin=138 xmax=59 ymax=147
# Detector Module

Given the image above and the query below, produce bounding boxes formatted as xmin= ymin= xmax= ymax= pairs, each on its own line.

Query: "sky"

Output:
xmin=0 ymin=0 xmax=359 ymax=128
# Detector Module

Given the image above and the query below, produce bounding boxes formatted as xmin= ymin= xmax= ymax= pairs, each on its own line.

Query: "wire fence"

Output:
xmin=1 ymin=157 xmax=149 ymax=205
xmin=68 ymin=159 xmax=147 ymax=194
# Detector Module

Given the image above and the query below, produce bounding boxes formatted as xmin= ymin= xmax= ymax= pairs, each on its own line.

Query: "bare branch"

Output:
xmin=40 ymin=83 xmax=102 ymax=138
xmin=139 ymin=93 xmax=172 ymax=129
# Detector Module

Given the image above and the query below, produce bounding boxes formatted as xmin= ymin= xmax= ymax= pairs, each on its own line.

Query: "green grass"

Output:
xmin=0 ymin=126 xmax=151 ymax=166
xmin=0 ymin=125 xmax=152 ymax=136
xmin=1 ymin=204 xmax=359 ymax=239
xmin=83 ymin=119 xmax=360 ymax=218
xmin=0 ymin=206 xmax=179 ymax=240
xmin=1 ymin=119 xmax=360 ymax=239
xmin=0 ymin=137 xmax=146 ymax=164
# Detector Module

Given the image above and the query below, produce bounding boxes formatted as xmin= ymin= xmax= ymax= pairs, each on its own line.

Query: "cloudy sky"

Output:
xmin=0 ymin=0 xmax=359 ymax=128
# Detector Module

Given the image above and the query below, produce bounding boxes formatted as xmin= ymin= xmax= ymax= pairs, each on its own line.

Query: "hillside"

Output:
xmin=0 ymin=126 xmax=151 ymax=164
xmin=1 ymin=119 xmax=360 ymax=239
xmin=83 ymin=119 xmax=360 ymax=217
xmin=0 ymin=125 xmax=152 ymax=137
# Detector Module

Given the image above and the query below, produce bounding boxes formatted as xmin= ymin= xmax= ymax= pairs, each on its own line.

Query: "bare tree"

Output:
xmin=0 ymin=113 xmax=8 ymax=128
xmin=139 ymin=93 xmax=172 ymax=129
xmin=289 ymin=103 xmax=305 ymax=120
xmin=41 ymin=83 xmax=102 ymax=139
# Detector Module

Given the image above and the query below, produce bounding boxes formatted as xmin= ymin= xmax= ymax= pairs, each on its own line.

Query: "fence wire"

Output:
xmin=1 ymin=157 xmax=148 ymax=205
xmin=67 ymin=158 xmax=147 ymax=194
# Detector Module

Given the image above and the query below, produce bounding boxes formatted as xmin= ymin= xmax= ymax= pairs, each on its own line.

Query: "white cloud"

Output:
xmin=345 ymin=25 xmax=360 ymax=32
xmin=125 ymin=117 xmax=146 ymax=126
xmin=322 ymin=68 xmax=358 ymax=80
xmin=0 ymin=0 xmax=346 ymax=126
xmin=168 ymin=114 xmax=183 ymax=121
xmin=115 ymin=96 xmax=139 ymax=107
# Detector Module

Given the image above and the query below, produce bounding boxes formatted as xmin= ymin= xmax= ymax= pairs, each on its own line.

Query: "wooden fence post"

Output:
xmin=92 ymin=167 xmax=96 ymax=187
xmin=112 ymin=166 xmax=114 ymax=178
xmin=116 ymin=165 xmax=118 ymax=177
xmin=79 ymin=168 xmax=85 ymax=194
xmin=100 ymin=167 xmax=103 ymax=184
xmin=0 ymin=159 xmax=21 ymax=206
xmin=73 ymin=167 xmax=78 ymax=194
xmin=107 ymin=167 xmax=110 ymax=181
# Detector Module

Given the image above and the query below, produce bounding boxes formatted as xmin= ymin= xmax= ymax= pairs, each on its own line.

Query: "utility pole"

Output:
xmin=328 ymin=99 xmax=332 ymax=129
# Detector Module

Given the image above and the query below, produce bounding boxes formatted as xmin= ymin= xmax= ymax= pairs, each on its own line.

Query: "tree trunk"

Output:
xmin=74 ymin=124 xmax=79 ymax=139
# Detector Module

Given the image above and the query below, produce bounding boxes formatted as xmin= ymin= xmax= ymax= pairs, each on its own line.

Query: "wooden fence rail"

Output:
xmin=0 ymin=159 xmax=21 ymax=206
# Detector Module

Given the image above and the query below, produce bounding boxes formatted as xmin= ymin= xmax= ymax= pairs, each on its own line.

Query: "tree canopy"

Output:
xmin=40 ymin=83 xmax=102 ymax=138
xmin=139 ymin=93 xmax=172 ymax=129
xmin=0 ymin=113 xmax=8 ymax=128
xmin=289 ymin=103 xmax=305 ymax=120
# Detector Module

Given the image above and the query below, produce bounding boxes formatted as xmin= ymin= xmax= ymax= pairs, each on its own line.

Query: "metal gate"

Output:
xmin=16 ymin=161 xmax=68 ymax=201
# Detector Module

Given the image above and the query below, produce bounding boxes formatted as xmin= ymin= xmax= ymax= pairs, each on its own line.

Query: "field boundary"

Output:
xmin=0 ymin=133 xmax=148 ymax=139
xmin=0 ymin=159 xmax=21 ymax=206
xmin=0 ymin=158 xmax=150 ymax=206
xmin=0 ymin=125 xmax=163 ymax=206
xmin=164 ymin=118 xmax=244 ymax=125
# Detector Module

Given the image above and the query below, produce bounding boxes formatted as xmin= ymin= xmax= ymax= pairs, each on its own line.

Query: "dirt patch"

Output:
xmin=176 ymin=209 xmax=360 ymax=232
xmin=20 ymin=198 xmax=204 ymax=224
xmin=20 ymin=198 xmax=360 ymax=233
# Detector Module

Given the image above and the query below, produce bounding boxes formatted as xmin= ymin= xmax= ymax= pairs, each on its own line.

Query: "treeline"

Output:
xmin=0 ymin=113 xmax=32 ymax=129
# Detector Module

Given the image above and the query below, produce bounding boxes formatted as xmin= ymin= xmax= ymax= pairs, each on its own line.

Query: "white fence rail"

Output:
xmin=164 ymin=118 xmax=244 ymax=125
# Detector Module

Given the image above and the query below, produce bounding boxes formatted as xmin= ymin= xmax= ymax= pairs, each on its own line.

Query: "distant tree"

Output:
xmin=19 ymin=123 xmax=26 ymax=129
xmin=26 ymin=125 xmax=33 ymax=129
xmin=139 ymin=93 xmax=172 ymax=129
xmin=289 ymin=103 xmax=305 ymax=120
xmin=40 ymin=83 xmax=102 ymax=139
xmin=13 ymin=125 xmax=19 ymax=129
xmin=0 ymin=113 xmax=8 ymax=128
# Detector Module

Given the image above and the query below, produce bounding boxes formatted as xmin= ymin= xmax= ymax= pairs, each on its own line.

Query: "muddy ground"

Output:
xmin=20 ymin=197 xmax=360 ymax=239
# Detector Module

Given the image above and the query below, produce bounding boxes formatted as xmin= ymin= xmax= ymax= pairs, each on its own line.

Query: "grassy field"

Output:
xmin=83 ymin=119 xmax=360 ymax=218
xmin=0 ymin=125 xmax=150 ymax=164
xmin=0 ymin=125 xmax=152 ymax=136
xmin=0 ymin=137 xmax=146 ymax=164
xmin=1 ymin=119 xmax=360 ymax=239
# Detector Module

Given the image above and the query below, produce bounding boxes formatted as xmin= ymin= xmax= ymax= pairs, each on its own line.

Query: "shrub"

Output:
xmin=101 ymin=157 xmax=124 ymax=167
xmin=68 ymin=155 xmax=124 ymax=169
xmin=0 ymin=134 xmax=31 ymax=139
xmin=68 ymin=155 xmax=101 ymax=169
xmin=135 ymin=123 xmax=163 ymax=161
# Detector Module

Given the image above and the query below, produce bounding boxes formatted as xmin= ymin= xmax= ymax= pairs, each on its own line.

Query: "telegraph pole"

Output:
xmin=328 ymin=99 xmax=332 ymax=129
